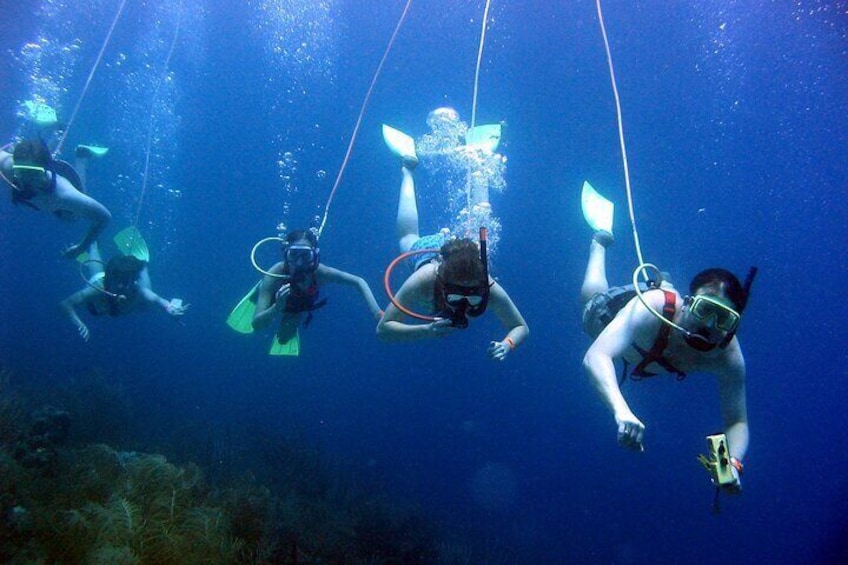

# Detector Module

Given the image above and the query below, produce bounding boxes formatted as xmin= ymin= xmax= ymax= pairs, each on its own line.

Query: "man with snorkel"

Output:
xmin=579 ymin=184 xmax=755 ymax=493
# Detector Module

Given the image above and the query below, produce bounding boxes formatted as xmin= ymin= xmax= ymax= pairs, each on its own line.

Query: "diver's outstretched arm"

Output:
xmin=60 ymin=287 xmax=99 ymax=342
xmin=318 ymin=264 xmax=383 ymax=320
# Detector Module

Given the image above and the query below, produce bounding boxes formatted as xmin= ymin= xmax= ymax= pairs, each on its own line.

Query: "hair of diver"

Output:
xmin=79 ymin=259 xmax=124 ymax=301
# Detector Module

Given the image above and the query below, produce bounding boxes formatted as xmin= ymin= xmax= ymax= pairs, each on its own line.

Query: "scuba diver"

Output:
xmin=60 ymin=228 xmax=188 ymax=341
xmin=227 ymin=229 xmax=383 ymax=356
xmin=376 ymin=138 xmax=528 ymax=361
xmin=0 ymin=138 xmax=111 ymax=259
xmin=579 ymin=184 xmax=755 ymax=493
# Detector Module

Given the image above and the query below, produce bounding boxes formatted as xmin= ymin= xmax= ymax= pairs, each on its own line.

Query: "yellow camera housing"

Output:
xmin=697 ymin=433 xmax=736 ymax=486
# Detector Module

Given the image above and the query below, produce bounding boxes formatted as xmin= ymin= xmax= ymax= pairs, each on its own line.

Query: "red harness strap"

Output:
xmin=630 ymin=290 xmax=687 ymax=381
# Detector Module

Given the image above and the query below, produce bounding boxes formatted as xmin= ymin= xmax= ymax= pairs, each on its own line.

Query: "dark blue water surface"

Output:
xmin=2 ymin=1 xmax=846 ymax=562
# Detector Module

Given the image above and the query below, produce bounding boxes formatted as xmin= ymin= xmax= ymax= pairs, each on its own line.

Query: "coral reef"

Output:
xmin=0 ymin=370 xmax=449 ymax=564
xmin=1 ymin=444 xmax=240 ymax=564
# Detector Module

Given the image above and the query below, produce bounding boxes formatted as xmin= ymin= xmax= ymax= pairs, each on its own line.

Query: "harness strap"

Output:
xmin=630 ymin=290 xmax=687 ymax=381
xmin=283 ymin=272 xmax=326 ymax=328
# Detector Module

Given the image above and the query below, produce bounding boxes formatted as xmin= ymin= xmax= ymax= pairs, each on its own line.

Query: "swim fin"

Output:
xmin=75 ymin=145 xmax=110 ymax=159
xmin=465 ymin=124 xmax=501 ymax=152
xmin=581 ymin=181 xmax=614 ymax=234
xmin=382 ymin=124 xmax=417 ymax=161
xmin=114 ymin=226 xmax=150 ymax=262
xmin=269 ymin=329 xmax=300 ymax=356
xmin=226 ymin=282 xmax=261 ymax=334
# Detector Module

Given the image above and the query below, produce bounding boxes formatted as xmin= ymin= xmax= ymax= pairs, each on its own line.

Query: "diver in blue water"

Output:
xmin=1 ymin=138 xmax=111 ymax=260
xmin=579 ymin=195 xmax=755 ymax=492
xmin=60 ymin=228 xmax=188 ymax=341
xmin=376 ymin=122 xmax=528 ymax=361
xmin=228 ymin=229 xmax=383 ymax=356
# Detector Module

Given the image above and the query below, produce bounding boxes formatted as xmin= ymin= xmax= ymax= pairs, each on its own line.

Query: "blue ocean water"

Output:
xmin=1 ymin=1 xmax=846 ymax=562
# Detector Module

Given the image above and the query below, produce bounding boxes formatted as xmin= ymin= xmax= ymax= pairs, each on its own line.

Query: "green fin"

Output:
xmin=465 ymin=124 xmax=501 ymax=152
xmin=581 ymin=181 xmax=615 ymax=234
xmin=382 ymin=124 xmax=417 ymax=160
xmin=75 ymin=145 xmax=109 ymax=159
xmin=226 ymin=283 xmax=261 ymax=334
xmin=114 ymin=226 xmax=150 ymax=262
xmin=269 ymin=328 xmax=300 ymax=356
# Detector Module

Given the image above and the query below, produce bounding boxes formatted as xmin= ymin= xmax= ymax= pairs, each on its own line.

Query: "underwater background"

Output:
xmin=1 ymin=0 xmax=846 ymax=563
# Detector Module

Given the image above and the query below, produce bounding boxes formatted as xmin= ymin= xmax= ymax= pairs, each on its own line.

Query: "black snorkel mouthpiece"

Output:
xmin=685 ymin=331 xmax=719 ymax=352
xmin=448 ymin=303 xmax=470 ymax=329
xmin=740 ymin=266 xmax=758 ymax=312
xmin=479 ymin=226 xmax=489 ymax=279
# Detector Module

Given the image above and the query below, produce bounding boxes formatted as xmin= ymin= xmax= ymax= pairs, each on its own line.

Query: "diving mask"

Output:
xmin=285 ymin=245 xmax=317 ymax=270
xmin=444 ymin=283 xmax=487 ymax=307
xmin=687 ymin=294 xmax=740 ymax=333
xmin=12 ymin=164 xmax=47 ymax=187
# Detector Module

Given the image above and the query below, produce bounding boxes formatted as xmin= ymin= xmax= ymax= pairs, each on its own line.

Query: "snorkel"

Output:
xmin=683 ymin=324 xmax=723 ymax=352
xmin=467 ymin=226 xmax=491 ymax=316
xmin=715 ymin=266 xmax=757 ymax=349
xmin=443 ymin=228 xmax=491 ymax=328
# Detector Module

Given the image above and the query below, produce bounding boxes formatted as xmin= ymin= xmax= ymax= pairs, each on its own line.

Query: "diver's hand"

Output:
xmin=487 ymin=340 xmax=511 ymax=362
xmin=62 ymin=243 xmax=84 ymax=259
xmin=77 ymin=322 xmax=90 ymax=342
xmin=427 ymin=318 xmax=456 ymax=337
xmin=166 ymin=299 xmax=189 ymax=316
xmin=615 ymin=412 xmax=645 ymax=452
xmin=275 ymin=283 xmax=291 ymax=308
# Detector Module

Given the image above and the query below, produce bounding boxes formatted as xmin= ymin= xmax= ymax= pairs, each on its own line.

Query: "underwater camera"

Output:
xmin=697 ymin=433 xmax=736 ymax=486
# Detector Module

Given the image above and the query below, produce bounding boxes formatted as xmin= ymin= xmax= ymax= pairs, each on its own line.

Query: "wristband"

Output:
xmin=730 ymin=457 xmax=744 ymax=475
xmin=503 ymin=337 xmax=516 ymax=350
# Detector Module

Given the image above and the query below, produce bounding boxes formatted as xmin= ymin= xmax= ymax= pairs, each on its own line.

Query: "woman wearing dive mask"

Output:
xmin=579 ymin=220 xmax=755 ymax=494
xmin=376 ymin=151 xmax=529 ymax=362
xmin=251 ymin=229 xmax=384 ymax=344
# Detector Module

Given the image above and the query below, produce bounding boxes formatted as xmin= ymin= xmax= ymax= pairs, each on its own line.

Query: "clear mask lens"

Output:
xmin=446 ymin=293 xmax=483 ymax=307
xmin=12 ymin=164 xmax=46 ymax=185
xmin=689 ymin=296 xmax=740 ymax=332
xmin=286 ymin=246 xmax=315 ymax=267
